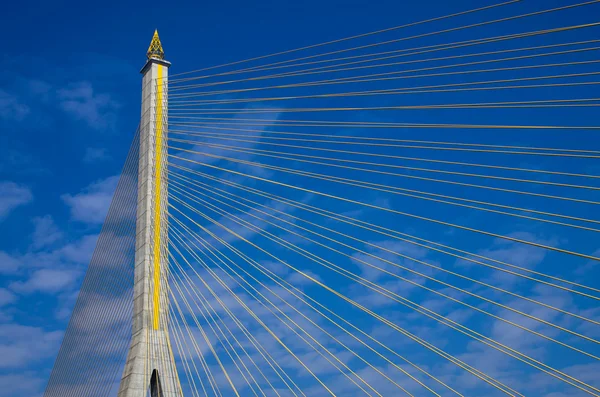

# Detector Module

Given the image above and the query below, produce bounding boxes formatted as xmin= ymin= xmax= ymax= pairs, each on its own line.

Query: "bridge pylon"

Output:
xmin=118 ymin=30 xmax=182 ymax=397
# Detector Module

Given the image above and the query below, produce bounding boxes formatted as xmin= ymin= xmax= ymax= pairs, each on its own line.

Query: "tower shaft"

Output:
xmin=118 ymin=33 xmax=181 ymax=397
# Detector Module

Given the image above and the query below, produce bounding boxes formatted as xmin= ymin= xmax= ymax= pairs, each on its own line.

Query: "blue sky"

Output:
xmin=2 ymin=0 xmax=600 ymax=396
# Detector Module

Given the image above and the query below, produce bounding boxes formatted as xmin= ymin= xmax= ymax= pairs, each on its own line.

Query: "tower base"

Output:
xmin=118 ymin=329 xmax=181 ymax=397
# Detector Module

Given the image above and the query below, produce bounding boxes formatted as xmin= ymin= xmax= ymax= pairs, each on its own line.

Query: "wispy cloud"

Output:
xmin=0 ymin=89 xmax=29 ymax=121
xmin=458 ymin=231 xmax=556 ymax=288
xmin=0 ymin=181 xmax=33 ymax=220
xmin=4 ymin=230 xmax=97 ymax=293
xmin=10 ymin=268 xmax=81 ymax=294
xmin=0 ymin=324 xmax=63 ymax=369
xmin=0 ymin=372 xmax=46 ymax=397
xmin=57 ymin=81 xmax=120 ymax=131
xmin=61 ymin=175 xmax=119 ymax=224
xmin=30 ymin=215 xmax=63 ymax=250
xmin=0 ymin=251 xmax=21 ymax=275
xmin=0 ymin=288 xmax=16 ymax=307
xmin=83 ymin=147 xmax=110 ymax=163
xmin=171 ymin=106 xmax=282 ymax=176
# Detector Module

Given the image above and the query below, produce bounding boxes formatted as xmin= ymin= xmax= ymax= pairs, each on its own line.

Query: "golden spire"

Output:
xmin=146 ymin=30 xmax=165 ymax=60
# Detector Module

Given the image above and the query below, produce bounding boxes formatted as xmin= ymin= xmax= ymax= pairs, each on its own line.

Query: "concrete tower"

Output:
xmin=118 ymin=31 xmax=181 ymax=397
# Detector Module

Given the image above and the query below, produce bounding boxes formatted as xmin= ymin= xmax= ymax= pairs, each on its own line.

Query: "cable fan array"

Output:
xmin=44 ymin=130 xmax=141 ymax=397
xmin=164 ymin=1 xmax=600 ymax=396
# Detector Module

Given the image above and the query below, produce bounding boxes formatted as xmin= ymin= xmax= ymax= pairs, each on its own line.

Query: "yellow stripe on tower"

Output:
xmin=153 ymin=64 xmax=164 ymax=330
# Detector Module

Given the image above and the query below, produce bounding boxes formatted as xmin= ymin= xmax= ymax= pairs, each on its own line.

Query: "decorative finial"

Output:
xmin=146 ymin=30 xmax=165 ymax=60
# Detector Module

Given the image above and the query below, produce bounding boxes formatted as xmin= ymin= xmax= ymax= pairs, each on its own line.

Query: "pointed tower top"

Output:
xmin=146 ymin=30 xmax=165 ymax=60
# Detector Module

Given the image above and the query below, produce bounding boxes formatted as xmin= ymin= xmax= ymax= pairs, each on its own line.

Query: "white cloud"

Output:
xmin=58 ymin=234 xmax=98 ymax=264
xmin=454 ymin=231 xmax=555 ymax=288
xmin=6 ymin=231 xmax=96 ymax=296
xmin=262 ymin=260 xmax=290 ymax=277
xmin=10 ymin=268 xmax=81 ymax=294
xmin=0 ymin=372 xmax=45 ymax=397
xmin=57 ymin=81 xmax=119 ymax=131
xmin=62 ymin=175 xmax=119 ymax=224
xmin=31 ymin=215 xmax=63 ymax=250
xmin=0 ymin=181 xmax=33 ymax=220
xmin=351 ymin=239 xmax=431 ymax=282
xmin=0 ymin=324 xmax=63 ymax=369
xmin=16 ymin=233 xmax=97 ymax=272
xmin=480 ymin=235 xmax=548 ymax=269
xmin=575 ymin=248 xmax=600 ymax=276
xmin=170 ymin=106 xmax=281 ymax=175
xmin=0 ymin=288 xmax=16 ymax=307
xmin=286 ymin=269 xmax=323 ymax=286
xmin=0 ymin=89 xmax=30 ymax=121
xmin=0 ymin=251 xmax=20 ymax=274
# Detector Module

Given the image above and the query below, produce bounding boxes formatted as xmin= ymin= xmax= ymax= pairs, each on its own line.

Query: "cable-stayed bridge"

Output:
xmin=42 ymin=1 xmax=600 ymax=396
